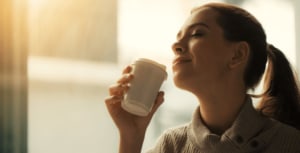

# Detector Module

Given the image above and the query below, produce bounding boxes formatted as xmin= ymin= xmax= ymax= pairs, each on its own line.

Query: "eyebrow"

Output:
xmin=176 ymin=22 xmax=209 ymax=39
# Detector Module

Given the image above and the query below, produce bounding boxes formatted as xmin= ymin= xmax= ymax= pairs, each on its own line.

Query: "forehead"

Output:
xmin=182 ymin=7 xmax=220 ymax=29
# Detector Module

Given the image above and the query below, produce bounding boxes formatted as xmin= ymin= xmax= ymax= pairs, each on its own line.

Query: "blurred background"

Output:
xmin=0 ymin=0 xmax=299 ymax=153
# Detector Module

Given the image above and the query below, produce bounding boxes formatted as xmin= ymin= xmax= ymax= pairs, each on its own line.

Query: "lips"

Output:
xmin=172 ymin=57 xmax=192 ymax=66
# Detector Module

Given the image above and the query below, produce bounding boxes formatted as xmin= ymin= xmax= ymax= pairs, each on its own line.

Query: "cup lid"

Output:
xmin=135 ymin=58 xmax=166 ymax=71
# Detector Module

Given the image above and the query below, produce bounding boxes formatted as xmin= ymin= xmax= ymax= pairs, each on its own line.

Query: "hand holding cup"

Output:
xmin=105 ymin=59 xmax=167 ymax=135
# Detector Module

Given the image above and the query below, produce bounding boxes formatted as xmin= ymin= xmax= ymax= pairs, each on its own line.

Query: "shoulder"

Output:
xmin=157 ymin=124 xmax=189 ymax=145
xmin=262 ymin=119 xmax=300 ymax=152
xmin=145 ymin=124 xmax=189 ymax=153
xmin=273 ymin=120 xmax=300 ymax=140
xmin=164 ymin=124 xmax=189 ymax=137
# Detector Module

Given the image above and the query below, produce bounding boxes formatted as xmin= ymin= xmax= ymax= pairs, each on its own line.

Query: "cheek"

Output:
xmin=192 ymin=46 xmax=228 ymax=76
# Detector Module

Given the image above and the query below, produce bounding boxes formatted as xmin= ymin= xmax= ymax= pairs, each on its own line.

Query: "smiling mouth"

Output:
xmin=172 ymin=58 xmax=192 ymax=66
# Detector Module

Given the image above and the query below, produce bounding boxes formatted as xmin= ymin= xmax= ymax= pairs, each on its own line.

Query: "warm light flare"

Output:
xmin=28 ymin=0 xmax=117 ymax=61
xmin=28 ymin=0 xmax=46 ymax=9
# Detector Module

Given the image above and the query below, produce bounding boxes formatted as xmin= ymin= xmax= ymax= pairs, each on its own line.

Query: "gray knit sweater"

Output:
xmin=146 ymin=98 xmax=300 ymax=153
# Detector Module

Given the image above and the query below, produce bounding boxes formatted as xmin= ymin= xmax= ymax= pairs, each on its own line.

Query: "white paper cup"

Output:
xmin=121 ymin=58 xmax=167 ymax=116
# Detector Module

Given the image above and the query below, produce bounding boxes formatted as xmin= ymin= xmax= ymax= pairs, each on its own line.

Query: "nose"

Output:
xmin=171 ymin=41 xmax=185 ymax=54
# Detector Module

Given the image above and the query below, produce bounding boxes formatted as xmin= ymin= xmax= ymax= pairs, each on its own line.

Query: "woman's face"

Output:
xmin=172 ymin=7 xmax=237 ymax=91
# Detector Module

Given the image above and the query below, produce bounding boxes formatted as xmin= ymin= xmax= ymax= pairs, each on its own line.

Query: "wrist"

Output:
xmin=119 ymin=132 xmax=145 ymax=153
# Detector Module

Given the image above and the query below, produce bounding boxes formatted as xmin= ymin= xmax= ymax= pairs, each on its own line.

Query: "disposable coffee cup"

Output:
xmin=121 ymin=58 xmax=167 ymax=116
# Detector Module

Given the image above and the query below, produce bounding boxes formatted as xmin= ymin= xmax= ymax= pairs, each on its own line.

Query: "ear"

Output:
xmin=228 ymin=41 xmax=250 ymax=69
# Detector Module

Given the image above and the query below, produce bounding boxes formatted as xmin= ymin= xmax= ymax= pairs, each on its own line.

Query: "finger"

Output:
xmin=109 ymin=84 xmax=130 ymax=96
xmin=122 ymin=65 xmax=132 ymax=74
xmin=149 ymin=91 xmax=165 ymax=116
xmin=104 ymin=96 xmax=125 ymax=118
xmin=105 ymin=95 xmax=123 ymax=106
xmin=117 ymin=74 xmax=134 ymax=84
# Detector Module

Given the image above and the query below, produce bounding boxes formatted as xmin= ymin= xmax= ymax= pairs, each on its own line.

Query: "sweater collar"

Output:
xmin=188 ymin=97 xmax=269 ymax=152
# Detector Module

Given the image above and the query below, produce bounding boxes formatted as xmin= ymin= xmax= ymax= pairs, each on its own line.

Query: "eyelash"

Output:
xmin=191 ymin=32 xmax=204 ymax=37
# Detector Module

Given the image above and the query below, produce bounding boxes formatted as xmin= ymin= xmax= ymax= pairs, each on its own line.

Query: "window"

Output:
xmin=28 ymin=0 xmax=119 ymax=153
xmin=0 ymin=0 xmax=27 ymax=153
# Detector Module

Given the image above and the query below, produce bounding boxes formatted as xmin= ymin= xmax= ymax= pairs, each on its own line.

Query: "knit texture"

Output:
xmin=146 ymin=98 xmax=300 ymax=153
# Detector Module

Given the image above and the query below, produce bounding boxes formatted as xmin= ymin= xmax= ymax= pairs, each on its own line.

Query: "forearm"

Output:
xmin=119 ymin=132 xmax=145 ymax=153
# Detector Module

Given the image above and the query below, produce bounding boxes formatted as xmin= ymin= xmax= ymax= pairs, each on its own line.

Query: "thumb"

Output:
xmin=149 ymin=91 xmax=165 ymax=116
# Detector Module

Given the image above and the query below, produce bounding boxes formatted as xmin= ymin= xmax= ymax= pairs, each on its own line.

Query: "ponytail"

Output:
xmin=257 ymin=44 xmax=300 ymax=129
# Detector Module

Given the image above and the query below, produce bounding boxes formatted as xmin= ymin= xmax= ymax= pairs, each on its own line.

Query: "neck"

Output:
xmin=194 ymin=82 xmax=247 ymax=135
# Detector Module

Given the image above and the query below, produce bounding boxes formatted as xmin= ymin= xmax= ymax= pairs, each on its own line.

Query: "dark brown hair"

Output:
xmin=193 ymin=3 xmax=300 ymax=129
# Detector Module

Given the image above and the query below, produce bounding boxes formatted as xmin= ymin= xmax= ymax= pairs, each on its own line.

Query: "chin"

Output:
xmin=173 ymin=74 xmax=190 ymax=90
xmin=173 ymin=72 xmax=202 ymax=94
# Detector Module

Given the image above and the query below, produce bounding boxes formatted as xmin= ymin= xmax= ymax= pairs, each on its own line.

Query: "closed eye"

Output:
xmin=191 ymin=32 xmax=204 ymax=37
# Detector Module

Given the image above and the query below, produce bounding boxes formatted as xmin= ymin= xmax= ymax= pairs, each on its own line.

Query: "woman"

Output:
xmin=105 ymin=2 xmax=300 ymax=153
